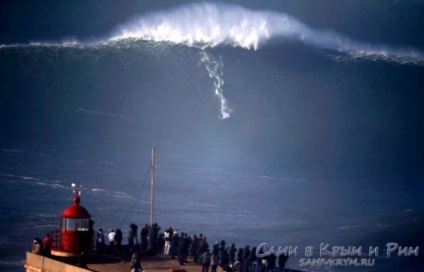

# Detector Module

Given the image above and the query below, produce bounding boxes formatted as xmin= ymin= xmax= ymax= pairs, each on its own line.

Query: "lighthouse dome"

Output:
xmin=61 ymin=196 xmax=91 ymax=218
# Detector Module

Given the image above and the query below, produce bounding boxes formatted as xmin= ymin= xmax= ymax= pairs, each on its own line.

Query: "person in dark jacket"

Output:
xmin=242 ymin=246 xmax=250 ymax=272
xmin=227 ymin=243 xmax=236 ymax=267
xmin=248 ymin=247 xmax=257 ymax=272
xmin=237 ymin=248 xmax=244 ymax=272
xmin=266 ymin=254 xmax=276 ymax=272
xmin=140 ymin=224 xmax=149 ymax=251
xmin=177 ymin=234 xmax=185 ymax=265
xmin=42 ymin=234 xmax=53 ymax=256
xmin=170 ymin=231 xmax=179 ymax=259
xmin=115 ymin=229 xmax=123 ymax=253
xmin=200 ymin=249 xmax=211 ymax=272
xmin=128 ymin=223 xmax=138 ymax=249
xmin=278 ymin=254 xmax=289 ymax=272
xmin=211 ymin=250 xmax=219 ymax=272
xmin=131 ymin=251 xmax=144 ymax=272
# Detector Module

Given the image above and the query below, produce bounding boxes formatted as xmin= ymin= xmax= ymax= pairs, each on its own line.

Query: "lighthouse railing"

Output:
xmin=50 ymin=230 xmax=61 ymax=250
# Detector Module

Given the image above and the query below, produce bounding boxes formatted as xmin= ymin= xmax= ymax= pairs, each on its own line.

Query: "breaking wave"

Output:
xmin=109 ymin=2 xmax=424 ymax=65
xmin=1 ymin=2 xmax=423 ymax=66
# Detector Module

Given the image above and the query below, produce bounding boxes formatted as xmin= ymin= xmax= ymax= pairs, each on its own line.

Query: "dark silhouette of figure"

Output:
xmin=278 ymin=254 xmax=289 ymax=272
xmin=96 ymin=228 xmax=105 ymax=254
xmin=115 ymin=229 xmax=123 ymax=253
xmin=140 ymin=224 xmax=149 ymax=251
xmin=177 ymin=233 xmax=185 ymax=265
xmin=197 ymin=236 xmax=209 ymax=261
xmin=237 ymin=248 xmax=243 ymax=272
xmin=157 ymin=233 xmax=165 ymax=254
xmin=78 ymin=251 xmax=88 ymax=268
xmin=131 ymin=251 xmax=144 ymax=272
xmin=227 ymin=243 xmax=236 ymax=267
xmin=248 ymin=247 xmax=257 ymax=272
xmin=42 ymin=234 xmax=52 ymax=256
xmin=200 ymin=249 xmax=211 ymax=272
xmin=170 ymin=231 xmax=179 ymax=259
xmin=183 ymin=234 xmax=192 ymax=262
xmin=242 ymin=246 xmax=250 ymax=272
xmin=218 ymin=240 xmax=229 ymax=267
xmin=266 ymin=254 xmax=276 ymax=272
xmin=128 ymin=223 xmax=138 ymax=249
xmin=192 ymin=234 xmax=199 ymax=263
xmin=211 ymin=250 xmax=219 ymax=272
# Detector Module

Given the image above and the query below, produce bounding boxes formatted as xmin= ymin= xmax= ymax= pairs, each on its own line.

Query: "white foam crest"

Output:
xmin=200 ymin=51 xmax=232 ymax=119
xmin=109 ymin=2 xmax=424 ymax=65
xmin=110 ymin=3 xmax=288 ymax=50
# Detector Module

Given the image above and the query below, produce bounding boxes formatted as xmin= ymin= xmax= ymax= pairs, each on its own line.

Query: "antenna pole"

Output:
xmin=150 ymin=146 xmax=155 ymax=226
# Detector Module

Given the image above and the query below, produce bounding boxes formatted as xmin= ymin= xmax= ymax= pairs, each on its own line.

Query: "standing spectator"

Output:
xmin=128 ymin=223 xmax=138 ymax=249
xmin=42 ymin=234 xmax=53 ymax=256
xmin=242 ymin=246 xmax=250 ymax=272
xmin=115 ymin=229 xmax=123 ymax=253
xmin=140 ymin=224 xmax=149 ymax=251
xmin=170 ymin=231 xmax=179 ymax=259
xmin=192 ymin=235 xmax=199 ymax=263
xmin=227 ymin=243 xmax=236 ymax=267
xmin=96 ymin=228 xmax=105 ymax=254
xmin=183 ymin=234 xmax=192 ymax=263
xmin=211 ymin=250 xmax=219 ymax=272
xmin=198 ymin=236 xmax=209 ymax=260
xmin=248 ymin=247 xmax=257 ymax=272
xmin=164 ymin=227 xmax=173 ymax=255
xmin=177 ymin=233 xmax=185 ymax=265
xmin=157 ymin=233 xmax=165 ymax=254
xmin=237 ymin=248 xmax=244 ymax=272
xmin=131 ymin=251 xmax=144 ymax=272
xmin=278 ymin=254 xmax=289 ymax=272
xmin=32 ymin=238 xmax=43 ymax=254
xmin=219 ymin=241 xmax=229 ymax=267
xmin=266 ymin=254 xmax=276 ymax=272
xmin=108 ymin=229 xmax=116 ymax=252
xmin=200 ymin=249 xmax=211 ymax=272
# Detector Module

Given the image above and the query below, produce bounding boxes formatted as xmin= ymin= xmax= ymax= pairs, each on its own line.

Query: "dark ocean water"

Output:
xmin=1 ymin=1 xmax=424 ymax=271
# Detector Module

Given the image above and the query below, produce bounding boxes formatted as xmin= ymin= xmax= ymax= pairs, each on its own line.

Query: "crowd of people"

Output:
xmin=97 ymin=222 xmax=289 ymax=272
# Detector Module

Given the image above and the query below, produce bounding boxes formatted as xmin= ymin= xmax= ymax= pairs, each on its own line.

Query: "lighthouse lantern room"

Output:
xmin=51 ymin=183 xmax=93 ymax=257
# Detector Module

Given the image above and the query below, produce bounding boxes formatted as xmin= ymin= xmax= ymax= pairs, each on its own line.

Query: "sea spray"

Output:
xmin=200 ymin=51 xmax=232 ymax=120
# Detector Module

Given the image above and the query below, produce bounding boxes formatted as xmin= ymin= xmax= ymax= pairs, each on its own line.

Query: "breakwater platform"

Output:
xmin=25 ymin=251 xmax=304 ymax=272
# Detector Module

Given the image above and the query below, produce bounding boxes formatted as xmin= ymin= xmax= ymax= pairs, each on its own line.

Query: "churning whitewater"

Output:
xmin=108 ymin=2 xmax=424 ymax=65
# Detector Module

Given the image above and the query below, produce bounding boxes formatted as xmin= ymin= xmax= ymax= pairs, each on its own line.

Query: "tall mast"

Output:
xmin=150 ymin=146 xmax=155 ymax=226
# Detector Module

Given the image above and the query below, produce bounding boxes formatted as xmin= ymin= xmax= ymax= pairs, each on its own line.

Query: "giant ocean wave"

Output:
xmin=110 ymin=2 xmax=424 ymax=65
xmin=1 ymin=2 xmax=424 ymax=66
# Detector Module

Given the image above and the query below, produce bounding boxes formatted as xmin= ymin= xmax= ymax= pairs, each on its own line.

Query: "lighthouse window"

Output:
xmin=76 ymin=218 xmax=89 ymax=231
xmin=62 ymin=218 xmax=89 ymax=231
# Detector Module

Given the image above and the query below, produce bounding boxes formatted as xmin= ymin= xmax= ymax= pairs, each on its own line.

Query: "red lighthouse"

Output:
xmin=52 ymin=184 xmax=93 ymax=257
